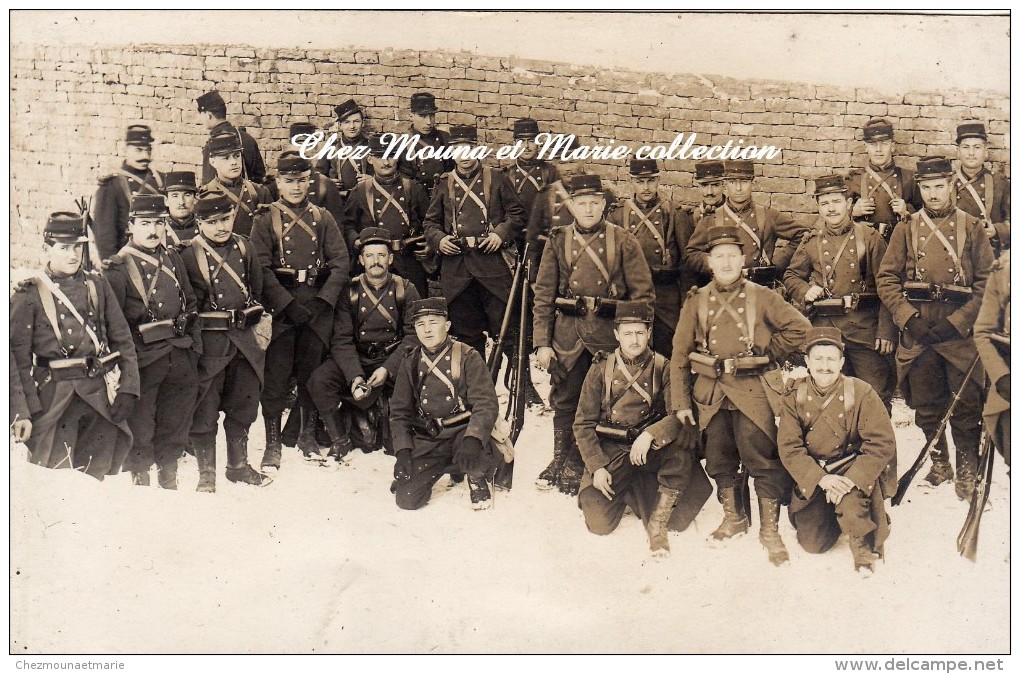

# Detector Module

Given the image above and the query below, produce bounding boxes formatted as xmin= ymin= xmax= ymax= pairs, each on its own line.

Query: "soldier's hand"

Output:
xmin=438 ymin=235 xmax=462 ymax=256
xmin=11 ymin=419 xmax=32 ymax=443
xmin=593 ymin=467 xmax=614 ymax=500
xmin=629 ymin=432 xmax=653 ymax=466
xmin=356 ymin=174 xmax=370 ymax=186
xmin=818 ymin=474 xmax=855 ymax=505
xmin=889 ymin=198 xmax=908 ymax=219
xmin=366 ymin=367 xmax=388 ymax=389
xmin=983 ymin=221 xmax=997 ymax=239
xmin=852 ymin=198 xmax=876 ymax=217
xmin=874 ymin=338 xmax=894 ymax=355
xmin=393 ymin=449 xmax=413 ymax=483
xmin=803 ymin=285 xmax=826 ymax=303
xmin=413 ymin=242 xmax=433 ymax=261
xmin=675 ymin=409 xmax=696 ymax=426
xmin=479 ymin=232 xmax=502 ymax=254
xmin=351 ymin=376 xmax=369 ymax=400
xmin=535 ymin=346 xmax=555 ymax=371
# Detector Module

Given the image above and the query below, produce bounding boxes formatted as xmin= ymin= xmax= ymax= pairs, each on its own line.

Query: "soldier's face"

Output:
xmin=817 ymin=192 xmax=850 ymax=226
xmin=411 ymin=112 xmax=435 ymax=135
xmin=865 ymin=139 xmax=893 ymax=167
xmin=279 ymin=172 xmax=311 ymax=205
xmin=359 ymin=245 xmax=393 ymax=280
xmin=166 ymin=190 xmax=196 ymax=219
xmin=210 ymin=151 xmax=243 ymax=181
xmin=918 ymin=178 xmax=952 ymax=211
xmin=453 ymin=144 xmax=479 ymax=174
xmin=558 ymin=161 xmax=582 ymax=180
xmin=129 ymin=217 xmax=166 ymax=251
xmin=806 ymin=344 xmax=844 ymax=389
xmin=414 ymin=315 xmax=451 ymax=350
xmin=708 ymin=244 xmax=745 ymax=285
xmin=699 ymin=181 xmax=724 ymax=205
xmin=633 ymin=176 xmax=659 ymax=204
xmin=724 ymin=178 xmax=753 ymax=206
xmin=614 ymin=323 xmax=651 ymax=360
xmin=369 ymin=155 xmax=398 ymax=178
xmin=45 ymin=242 xmax=84 ymax=276
xmin=339 ymin=113 xmax=364 ymax=140
xmin=571 ymin=194 xmax=605 ymax=228
xmin=958 ymin=138 xmax=988 ymax=172
xmin=520 ymin=139 xmax=538 ymax=161
xmin=124 ymin=144 xmax=152 ymax=170
xmin=198 ymin=212 xmax=235 ymax=244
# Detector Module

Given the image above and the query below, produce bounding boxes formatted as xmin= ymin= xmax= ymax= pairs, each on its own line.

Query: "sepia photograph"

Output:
xmin=7 ymin=9 xmax=1012 ymax=663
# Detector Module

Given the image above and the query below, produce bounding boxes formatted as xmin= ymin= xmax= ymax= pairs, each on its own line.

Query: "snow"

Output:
xmin=8 ymin=364 xmax=1011 ymax=654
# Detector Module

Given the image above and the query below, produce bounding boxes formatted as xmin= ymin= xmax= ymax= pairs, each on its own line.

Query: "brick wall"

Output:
xmin=9 ymin=42 xmax=1010 ymax=266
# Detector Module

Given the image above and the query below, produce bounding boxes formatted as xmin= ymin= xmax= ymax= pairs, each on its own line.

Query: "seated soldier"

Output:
xmin=777 ymin=328 xmax=896 ymax=575
xmin=306 ymin=227 xmax=422 ymax=459
xmin=389 ymin=297 xmax=500 ymax=510
xmin=574 ymin=300 xmax=712 ymax=555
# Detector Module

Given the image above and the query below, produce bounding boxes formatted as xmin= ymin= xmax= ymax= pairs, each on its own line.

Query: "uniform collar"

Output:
xmin=45 ymin=265 xmax=83 ymax=281
xmin=726 ymin=199 xmax=753 ymax=214
xmin=634 ymin=195 xmax=660 ymax=210
xmin=455 ymin=163 xmax=482 ymax=180
xmin=574 ymin=219 xmax=606 ymax=236
xmin=128 ymin=241 xmax=164 ymax=255
xmin=822 ymin=215 xmax=853 ymax=236
xmin=711 ymin=277 xmax=745 ymax=294
xmin=517 ymin=158 xmax=543 ymax=168
xmin=170 ymin=214 xmax=196 ymax=230
xmin=200 ymin=233 xmax=233 ymax=248
xmin=217 ymin=175 xmax=244 ymax=189
xmin=867 ymin=160 xmax=896 ymax=173
xmin=617 ymin=347 xmax=653 ymax=368
xmin=960 ymin=165 xmax=987 ymax=181
xmin=924 ymin=205 xmax=956 ymax=219
xmin=211 ymin=120 xmax=234 ymax=135
xmin=364 ymin=271 xmax=392 ymax=291
xmin=422 ymin=337 xmax=453 ymax=358
xmin=340 ymin=133 xmax=367 ymax=147
xmin=120 ymin=162 xmax=151 ymax=178
xmin=809 ymin=373 xmax=844 ymax=397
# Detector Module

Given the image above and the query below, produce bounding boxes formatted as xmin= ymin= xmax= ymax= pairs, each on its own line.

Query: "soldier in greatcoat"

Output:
xmin=200 ymin=132 xmax=273 ymax=238
xmin=973 ymin=251 xmax=1010 ymax=465
xmin=952 ymin=122 xmax=1010 ymax=255
xmin=327 ymin=100 xmax=372 ymax=201
xmin=397 ymin=92 xmax=453 ymax=195
xmin=268 ymin=122 xmax=345 ymax=223
xmin=675 ymin=159 xmax=726 ymax=295
xmin=846 ymin=117 xmax=923 ymax=241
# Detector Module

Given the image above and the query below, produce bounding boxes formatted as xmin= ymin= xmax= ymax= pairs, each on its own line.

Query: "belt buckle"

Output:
xmin=296 ymin=269 xmax=308 ymax=284
xmin=722 ymin=358 xmax=736 ymax=375
xmin=226 ymin=309 xmax=242 ymax=329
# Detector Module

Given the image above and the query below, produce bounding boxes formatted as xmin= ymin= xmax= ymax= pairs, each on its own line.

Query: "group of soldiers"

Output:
xmin=9 ymin=88 xmax=1011 ymax=571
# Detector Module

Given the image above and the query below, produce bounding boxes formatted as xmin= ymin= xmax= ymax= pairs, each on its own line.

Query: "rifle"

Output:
xmin=74 ymin=196 xmax=99 ymax=270
xmin=736 ymin=463 xmax=752 ymax=527
xmin=957 ymin=431 xmax=994 ymax=561
xmin=892 ymin=354 xmax=981 ymax=506
xmin=487 ymin=243 xmax=528 ymax=378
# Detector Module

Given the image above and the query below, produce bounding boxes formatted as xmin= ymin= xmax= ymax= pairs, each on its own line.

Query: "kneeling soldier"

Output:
xmin=389 ymin=298 xmax=500 ymax=510
xmin=307 ymin=227 xmax=422 ymax=458
xmin=105 ymin=195 xmax=202 ymax=488
xmin=671 ymin=225 xmax=811 ymax=566
xmin=574 ymin=300 xmax=712 ymax=555
xmin=182 ymin=189 xmax=270 ymax=491
xmin=778 ymin=328 xmax=896 ymax=575
xmin=10 ymin=212 xmax=140 ymax=480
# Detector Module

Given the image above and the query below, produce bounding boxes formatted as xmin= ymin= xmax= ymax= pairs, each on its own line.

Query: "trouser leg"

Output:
xmin=395 ymin=451 xmax=454 ymax=510
xmin=789 ymin=490 xmax=841 ymax=554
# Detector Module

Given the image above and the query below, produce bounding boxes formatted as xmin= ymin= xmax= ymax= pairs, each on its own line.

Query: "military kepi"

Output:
xmin=193 ymin=189 xmax=234 ymax=220
xmin=803 ymin=326 xmax=845 ymax=353
xmin=863 ymin=117 xmax=894 ymax=142
xmin=695 ymin=160 xmax=725 ymax=184
xmin=277 ymin=150 xmax=311 ymax=175
xmin=125 ymin=125 xmax=154 ymax=147
xmin=723 ymin=159 xmax=754 ymax=179
xmin=448 ymin=125 xmax=478 ymax=145
xmin=206 ymin=132 xmax=242 ymax=157
xmin=565 ymin=174 xmax=603 ymax=196
xmin=513 ymin=118 xmax=540 ymax=139
xmin=196 ymin=90 xmax=226 ymax=113
xmin=813 ymin=173 xmax=848 ymax=197
xmin=357 ymin=227 xmax=393 ymax=249
xmin=44 ymin=212 xmax=89 ymax=244
xmin=411 ymin=297 xmax=448 ymax=320
xmin=705 ymin=225 xmax=744 ymax=250
xmin=289 ymin=122 xmax=318 ymax=138
xmin=366 ymin=133 xmax=388 ymax=157
xmin=163 ymin=171 xmax=197 ymax=193
xmin=130 ymin=194 xmax=169 ymax=218
xmin=614 ymin=300 xmax=654 ymax=325
xmin=334 ymin=99 xmax=361 ymax=121
xmin=915 ymin=156 xmax=954 ymax=181
xmin=629 ymin=158 xmax=660 ymax=177
xmin=956 ymin=122 xmax=988 ymax=144
xmin=410 ymin=92 xmax=438 ymax=114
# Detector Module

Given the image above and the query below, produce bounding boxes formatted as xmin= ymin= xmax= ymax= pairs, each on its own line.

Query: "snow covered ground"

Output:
xmin=8 ymin=364 xmax=1011 ymax=654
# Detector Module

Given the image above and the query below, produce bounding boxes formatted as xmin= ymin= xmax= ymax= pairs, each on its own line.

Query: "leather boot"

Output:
xmin=536 ymin=429 xmax=568 ymax=490
xmin=954 ymin=443 xmax=979 ymax=501
xmin=193 ymin=434 xmax=217 ymax=493
xmin=324 ymin=409 xmax=354 ymax=461
xmin=710 ymin=486 xmax=750 ymax=540
xmin=848 ymin=535 xmax=878 ymax=574
xmin=647 ymin=487 xmax=681 ymax=556
xmin=132 ymin=470 xmax=151 ymax=486
xmin=758 ymin=497 xmax=790 ymax=566
xmin=557 ymin=435 xmax=584 ymax=496
xmin=225 ymin=432 xmax=272 ymax=487
xmin=261 ymin=412 xmax=283 ymax=470
xmin=923 ymin=434 xmax=954 ymax=486
xmin=297 ymin=406 xmax=321 ymax=458
xmin=468 ymin=475 xmax=492 ymax=510
xmin=350 ymin=406 xmax=377 ymax=452
xmin=157 ymin=459 xmax=178 ymax=490
xmin=522 ymin=366 xmax=545 ymax=408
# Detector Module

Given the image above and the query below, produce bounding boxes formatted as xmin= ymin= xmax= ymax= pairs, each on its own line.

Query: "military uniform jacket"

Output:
xmin=181 ymin=234 xmax=266 ymax=384
xmin=398 ymin=127 xmax=453 ymax=193
xmin=389 ymin=338 xmax=499 ymax=457
xmin=339 ymin=175 xmax=429 ymax=261
xmin=166 ymin=215 xmax=199 ymax=249
xmin=329 ymin=134 xmax=371 ymax=196
xmin=423 ymin=165 xmax=526 ymax=302
xmin=684 ymin=200 xmax=804 ymax=276
xmin=670 ymin=278 xmax=810 ymax=438
xmin=330 ymin=273 xmax=422 ymax=383
xmin=250 ymin=199 xmax=350 ymax=344
xmin=532 ymin=220 xmax=655 ymax=372
xmin=608 ymin=195 xmax=683 ymax=327
xmin=973 ymin=252 xmax=1010 ymax=426
xmin=525 ymin=180 xmax=576 ymax=277
xmin=783 ymin=218 xmax=896 ymax=345
xmin=10 ymin=268 xmax=141 ymax=469
xmin=778 ymin=374 xmax=896 ymax=502
xmin=104 ymin=243 xmax=201 ymax=369
xmin=676 ymin=200 xmax=718 ymax=293
xmin=847 ymin=162 xmax=923 ymax=228
xmin=952 ymin=166 xmax=1010 ymax=249
xmin=200 ymin=176 xmax=273 ymax=238
xmin=503 ymin=159 xmax=560 ymax=220
xmin=268 ymin=171 xmax=346 ymax=225
xmin=202 ymin=120 xmax=266 ymax=185
xmin=92 ymin=163 xmax=165 ymax=259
